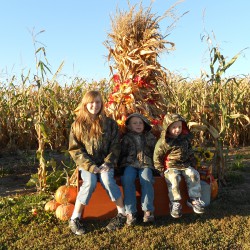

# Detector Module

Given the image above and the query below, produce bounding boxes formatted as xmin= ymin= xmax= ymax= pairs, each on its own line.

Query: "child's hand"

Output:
xmin=99 ymin=164 xmax=110 ymax=173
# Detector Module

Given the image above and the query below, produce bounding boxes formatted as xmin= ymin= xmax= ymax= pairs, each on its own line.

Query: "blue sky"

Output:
xmin=0 ymin=0 xmax=249 ymax=82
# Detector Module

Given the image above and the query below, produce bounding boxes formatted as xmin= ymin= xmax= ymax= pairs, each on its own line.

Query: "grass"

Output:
xmin=1 ymin=182 xmax=250 ymax=249
xmin=0 ymin=197 xmax=249 ymax=249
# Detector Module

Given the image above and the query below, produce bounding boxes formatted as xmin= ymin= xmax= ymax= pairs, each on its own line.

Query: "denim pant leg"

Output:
xmin=164 ymin=168 xmax=182 ymax=202
xmin=139 ymin=168 xmax=154 ymax=212
xmin=99 ymin=169 xmax=121 ymax=202
xmin=77 ymin=169 xmax=97 ymax=205
xmin=182 ymin=167 xmax=202 ymax=199
xmin=122 ymin=166 xmax=138 ymax=214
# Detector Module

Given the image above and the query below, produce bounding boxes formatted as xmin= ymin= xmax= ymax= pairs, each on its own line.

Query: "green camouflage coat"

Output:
xmin=119 ymin=113 xmax=157 ymax=170
xmin=153 ymin=113 xmax=196 ymax=173
xmin=68 ymin=116 xmax=121 ymax=173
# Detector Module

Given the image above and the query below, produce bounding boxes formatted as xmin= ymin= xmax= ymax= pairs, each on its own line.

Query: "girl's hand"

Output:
xmin=93 ymin=166 xmax=101 ymax=174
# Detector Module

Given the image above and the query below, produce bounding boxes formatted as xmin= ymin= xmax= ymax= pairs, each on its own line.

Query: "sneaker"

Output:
xmin=169 ymin=201 xmax=182 ymax=218
xmin=143 ymin=211 xmax=154 ymax=223
xmin=187 ymin=198 xmax=205 ymax=214
xmin=106 ymin=213 xmax=126 ymax=231
xmin=126 ymin=213 xmax=137 ymax=226
xmin=69 ymin=218 xmax=86 ymax=235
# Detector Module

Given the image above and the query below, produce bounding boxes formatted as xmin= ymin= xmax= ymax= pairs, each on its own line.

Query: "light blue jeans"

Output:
xmin=164 ymin=166 xmax=201 ymax=202
xmin=122 ymin=166 xmax=154 ymax=214
xmin=77 ymin=168 xmax=121 ymax=205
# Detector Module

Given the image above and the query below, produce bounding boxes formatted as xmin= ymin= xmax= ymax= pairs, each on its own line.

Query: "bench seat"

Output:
xmin=77 ymin=175 xmax=194 ymax=220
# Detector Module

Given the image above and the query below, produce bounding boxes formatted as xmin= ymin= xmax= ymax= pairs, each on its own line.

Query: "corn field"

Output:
xmin=164 ymin=73 xmax=250 ymax=147
xmin=0 ymin=77 xmax=106 ymax=151
xmin=0 ymin=74 xmax=249 ymax=153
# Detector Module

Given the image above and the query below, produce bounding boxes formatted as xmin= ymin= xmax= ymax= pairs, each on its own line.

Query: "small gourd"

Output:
xmin=211 ymin=178 xmax=218 ymax=200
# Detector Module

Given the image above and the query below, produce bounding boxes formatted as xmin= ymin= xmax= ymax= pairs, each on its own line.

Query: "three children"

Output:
xmin=68 ymin=100 xmax=205 ymax=234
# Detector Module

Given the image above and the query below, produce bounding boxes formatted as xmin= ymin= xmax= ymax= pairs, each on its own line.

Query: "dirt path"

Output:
xmin=0 ymin=174 xmax=36 ymax=197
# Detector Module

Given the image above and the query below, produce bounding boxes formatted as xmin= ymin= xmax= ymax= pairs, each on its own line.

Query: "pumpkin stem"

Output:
xmin=63 ymin=168 xmax=71 ymax=186
xmin=69 ymin=167 xmax=78 ymax=186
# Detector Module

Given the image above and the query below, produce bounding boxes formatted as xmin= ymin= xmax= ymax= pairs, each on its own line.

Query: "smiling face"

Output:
xmin=168 ymin=121 xmax=182 ymax=138
xmin=128 ymin=116 xmax=145 ymax=133
xmin=86 ymin=96 xmax=102 ymax=116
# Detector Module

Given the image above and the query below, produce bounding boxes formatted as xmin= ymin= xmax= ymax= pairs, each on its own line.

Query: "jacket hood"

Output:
xmin=162 ymin=113 xmax=190 ymax=135
xmin=125 ymin=113 xmax=152 ymax=131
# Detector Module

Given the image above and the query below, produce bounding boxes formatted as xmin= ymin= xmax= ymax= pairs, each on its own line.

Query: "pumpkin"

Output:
xmin=55 ymin=185 xmax=77 ymax=204
xmin=44 ymin=199 xmax=61 ymax=212
xmin=55 ymin=203 xmax=75 ymax=221
xmin=211 ymin=178 xmax=218 ymax=200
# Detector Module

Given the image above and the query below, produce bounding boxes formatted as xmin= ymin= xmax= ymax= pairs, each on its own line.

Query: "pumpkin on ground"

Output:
xmin=55 ymin=185 xmax=77 ymax=204
xmin=55 ymin=203 xmax=75 ymax=221
xmin=211 ymin=178 xmax=218 ymax=200
xmin=44 ymin=199 xmax=61 ymax=212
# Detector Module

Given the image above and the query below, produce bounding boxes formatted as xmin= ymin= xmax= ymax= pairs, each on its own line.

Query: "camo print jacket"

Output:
xmin=68 ymin=116 xmax=121 ymax=173
xmin=153 ymin=113 xmax=196 ymax=173
xmin=119 ymin=113 xmax=157 ymax=170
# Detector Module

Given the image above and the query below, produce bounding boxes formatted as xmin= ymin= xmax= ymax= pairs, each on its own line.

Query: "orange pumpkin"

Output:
xmin=211 ymin=179 xmax=218 ymax=200
xmin=55 ymin=203 xmax=75 ymax=221
xmin=44 ymin=199 xmax=61 ymax=212
xmin=55 ymin=185 xmax=77 ymax=204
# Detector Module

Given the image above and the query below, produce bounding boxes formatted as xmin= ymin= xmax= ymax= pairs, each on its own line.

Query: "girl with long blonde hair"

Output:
xmin=68 ymin=90 xmax=126 ymax=235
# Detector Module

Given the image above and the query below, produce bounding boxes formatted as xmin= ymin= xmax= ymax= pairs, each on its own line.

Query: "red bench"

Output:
xmin=77 ymin=172 xmax=193 ymax=220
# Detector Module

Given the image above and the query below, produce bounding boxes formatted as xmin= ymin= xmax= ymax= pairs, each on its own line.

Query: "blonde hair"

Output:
xmin=73 ymin=90 xmax=104 ymax=141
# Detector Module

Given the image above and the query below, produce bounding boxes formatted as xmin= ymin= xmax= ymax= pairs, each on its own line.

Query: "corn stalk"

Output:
xmin=32 ymin=29 xmax=52 ymax=192
xmin=201 ymin=35 xmax=250 ymax=184
xmin=104 ymin=1 xmax=187 ymax=135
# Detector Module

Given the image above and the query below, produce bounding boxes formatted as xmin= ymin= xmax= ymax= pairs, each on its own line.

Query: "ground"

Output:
xmin=1 ymin=147 xmax=249 ymax=250
xmin=0 ymin=150 xmax=37 ymax=196
xmin=0 ymin=147 xmax=250 ymax=197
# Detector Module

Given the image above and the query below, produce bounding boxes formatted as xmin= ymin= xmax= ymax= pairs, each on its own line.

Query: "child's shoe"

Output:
xmin=69 ymin=218 xmax=86 ymax=235
xmin=169 ymin=201 xmax=182 ymax=218
xmin=187 ymin=198 xmax=205 ymax=214
xmin=106 ymin=213 xmax=126 ymax=231
xmin=143 ymin=211 xmax=154 ymax=223
xmin=126 ymin=213 xmax=137 ymax=226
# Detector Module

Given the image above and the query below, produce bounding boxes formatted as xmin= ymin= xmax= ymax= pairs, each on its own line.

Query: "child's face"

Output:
xmin=86 ymin=96 xmax=102 ymax=115
xmin=128 ymin=117 xmax=144 ymax=133
xmin=168 ymin=121 xmax=182 ymax=137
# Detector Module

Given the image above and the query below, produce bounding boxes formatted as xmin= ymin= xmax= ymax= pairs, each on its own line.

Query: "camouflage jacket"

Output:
xmin=153 ymin=113 xmax=195 ymax=172
xmin=119 ymin=113 xmax=157 ymax=170
xmin=68 ymin=116 xmax=121 ymax=173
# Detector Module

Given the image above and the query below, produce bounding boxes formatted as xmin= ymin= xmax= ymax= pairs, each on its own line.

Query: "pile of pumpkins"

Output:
xmin=44 ymin=184 xmax=77 ymax=221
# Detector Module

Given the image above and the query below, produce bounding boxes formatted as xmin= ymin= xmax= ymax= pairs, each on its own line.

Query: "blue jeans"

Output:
xmin=77 ymin=169 xmax=121 ymax=205
xmin=122 ymin=166 xmax=154 ymax=214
